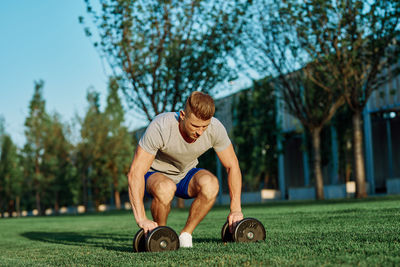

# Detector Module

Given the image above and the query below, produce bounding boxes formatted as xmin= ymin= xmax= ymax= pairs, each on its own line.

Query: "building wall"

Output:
xmin=368 ymin=66 xmax=400 ymax=112
xmin=391 ymin=116 xmax=400 ymax=177
xmin=283 ymin=135 xmax=304 ymax=188
xmin=367 ymin=68 xmax=400 ymax=192
xmin=371 ymin=111 xmax=400 ymax=191
xmin=371 ymin=115 xmax=389 ymax=190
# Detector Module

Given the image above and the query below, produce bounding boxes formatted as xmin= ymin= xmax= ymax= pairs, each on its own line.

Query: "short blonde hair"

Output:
xmin=184 ymin=91 xmax=215 ymax=120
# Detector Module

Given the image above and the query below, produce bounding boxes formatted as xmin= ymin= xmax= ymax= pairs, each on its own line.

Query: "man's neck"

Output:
xmin=178 ymin=119 xmax=195 ymax=144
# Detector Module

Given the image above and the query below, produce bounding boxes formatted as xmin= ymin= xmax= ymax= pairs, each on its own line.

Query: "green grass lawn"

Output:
xmin=1 ymin=196 xmax=399 ymax=266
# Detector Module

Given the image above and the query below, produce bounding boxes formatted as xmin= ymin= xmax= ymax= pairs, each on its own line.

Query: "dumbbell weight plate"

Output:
xmin=146 ymin=226 xmax=180 ymax=252
xmin=133 ymin=228 xmax=146 ymax=252
xmin=221 ymin=221 xmax=234 ymax=243
xmin=234 ymin=218 xmax=266 ymax=243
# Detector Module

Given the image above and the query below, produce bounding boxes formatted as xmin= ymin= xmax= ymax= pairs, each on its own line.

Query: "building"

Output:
xmin=213 ymin=67 xmax=400 ymax=199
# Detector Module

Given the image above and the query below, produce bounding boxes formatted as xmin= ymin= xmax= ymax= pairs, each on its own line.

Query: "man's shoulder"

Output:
xmin=151 ymin=112 xmax=179 ymax=126
xmin=139 ymin=112 xmax=178 ymax=151
xmin=206 ymin=116 xmax=230 ymax=151
xmin=205 ymin=117 xmax=227 ymax=138
xmin=146 ymin=112 xmax=179 ymax=138
xmin=210 ymin=117 xmax=225 ymax=129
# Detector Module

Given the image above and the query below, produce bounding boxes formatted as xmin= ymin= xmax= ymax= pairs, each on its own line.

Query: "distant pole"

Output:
xmin=302 ymin=131 xmax=310 ymax=187
xmin=363 ymin=108 xmax=375 ymax=194
xmin=110 ymin=182 xmax=115 ymax=208
xmin=88 ymin=166 xmax=94 ymax=212
xmin=330 ymin=124 xmax=339 ymax=185
xmin=277 ymin=135 xmax=286 ymax=199
xmin=385 ymin=115 xmax=394 ymax=178
xmin=216 ymin=154 xmax=223 ymax=205
xmin=275 ymin=87 xmax=286 ymax=200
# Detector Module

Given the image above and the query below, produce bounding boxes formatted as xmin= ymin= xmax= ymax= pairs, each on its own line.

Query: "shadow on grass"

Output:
xmin=21 ymin=231 xmax=132 ymax=253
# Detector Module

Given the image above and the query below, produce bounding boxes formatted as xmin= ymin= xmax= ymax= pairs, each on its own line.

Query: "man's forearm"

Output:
xmin=227 ymin=166 xmax=242 ymax=212
xmin=128 ymin=173 xmax=147 ymax=224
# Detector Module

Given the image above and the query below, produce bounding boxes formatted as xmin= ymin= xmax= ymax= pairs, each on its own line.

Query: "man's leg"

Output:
xmin=181 ymin=169 xmax=219 ymax=234
xmin=146 ymin=173 xmax=176 ymax=226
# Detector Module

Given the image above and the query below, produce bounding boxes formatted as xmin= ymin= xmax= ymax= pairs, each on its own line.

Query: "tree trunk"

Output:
xmin=114 ymin=190 xmax=121 ymax=210
xmin=54 ymin=191 xmax=59 ymax=214
xmin=35 ymin=157 xmax=42 ymax=215
xmin=263 ymin=172 xmax=270 ymax=189
xmin=82 ymin=175 xmax=88 ymax=208
xmin=113 ymin=170 xmax=121 ymax=209
xmin=7 ymin=199 xmax=14 ymax=215
xmin=177 ymin=198 xmax=185 ymax=209
xmin=352 ymin=111 xmax=367 ymax=198
xmin=16 ymin=196 xmax=20 ymax=217
xmin=94 ymin=187 xmax=100 ymax=211
xmin=311 ymin=128 xmax=324 ymax=200
xmin=35 ymin=189 xmax=41 ymax=215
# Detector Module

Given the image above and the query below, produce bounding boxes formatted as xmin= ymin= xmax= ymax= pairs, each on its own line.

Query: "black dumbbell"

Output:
xmin=221 ymin=217 xmax=266 ymax=243
xmin=133 ymin=226 xmax=180 ymax=252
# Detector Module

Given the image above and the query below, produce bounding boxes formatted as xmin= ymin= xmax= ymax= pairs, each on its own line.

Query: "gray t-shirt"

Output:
xmin=139 ymin=112 xmax=231 ymax=183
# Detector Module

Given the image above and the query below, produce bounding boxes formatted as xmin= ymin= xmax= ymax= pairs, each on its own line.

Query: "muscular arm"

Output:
xmin=216 ymin=144 xmax=244 ymax=230
xmin=127 ymin=145 xmax=157 ymax=232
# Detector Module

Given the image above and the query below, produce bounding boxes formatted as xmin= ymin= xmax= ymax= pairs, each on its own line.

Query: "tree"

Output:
xmin=77 ymin=90 xmax=101 ymax=209
xmin=21 ymin=140 xmax=36 ymax=211
xmin=24 ymin=82 xmax=78 ymax=213
xmin=240 ymin=0 xmax=345 ymax=199
xmin=42 ymin=114 xmax=78 ymax=212
xmin=0 ymin=135 xmax=23 ymax=216
xmin=277 ymin=0 xmax=400 ymax=198
xmin=77 ymin=90 xmax=112 ymax=210
xmin=80 ymin=0 xmax=248 ymax=121
xmin=24 ymin=80 xmax=50 ymax=214
xmin=103 ymin=77 xmax=135 ymax=209
xmin=232 ymin=80 xmax=278 ymax=191
xmin=312 ymin=0 xmax=399 ymax=198
xmin=76 ymin=82 xmax=134 ymax=210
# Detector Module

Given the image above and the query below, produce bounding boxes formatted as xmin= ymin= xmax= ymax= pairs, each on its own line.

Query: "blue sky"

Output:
xmin=0 ymin=0 xmax=145 ymax=146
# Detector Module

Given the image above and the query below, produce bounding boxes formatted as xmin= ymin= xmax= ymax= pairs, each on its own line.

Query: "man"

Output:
xmin=128 ymin=91 xmax=243 ymax=248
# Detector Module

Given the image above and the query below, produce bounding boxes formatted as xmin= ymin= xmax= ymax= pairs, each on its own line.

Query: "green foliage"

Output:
xmin=77 ymin=89 xmax=110 ymax=208
xmin=23 ymin=80 xmax=50 ymax=213
xmin=232 ymin=80 xmax=278 ymax=191
xmin=20 ymin=142 xmax=36 ymax=211
xmin=42 ymin=114 xmax=78 ymax=208
xmin=104 ymin=77 xmax=135 ymax=208
xmin=22 ymin=81 xmax=78 ymax=213
xmin=24 ymin=81 xmax=48 ymax=148
xmin=0 ymin=78 xmax=135 ymax=214
xmin=0 ymin=135 xmax=23 ymax=214
xmin=81 ymin=0 xmax=249 ymax=121
xmin=0 ymin=197 xmax=399 ymax=265
xmin=77 ymin=77 xmax=135 ymax=210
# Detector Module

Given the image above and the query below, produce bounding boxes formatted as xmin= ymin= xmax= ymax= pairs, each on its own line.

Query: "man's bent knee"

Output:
xmin=196 ymin=174 xmax=219 ymax=200
xmin=149 ymin=178 xmax=176 ymax=204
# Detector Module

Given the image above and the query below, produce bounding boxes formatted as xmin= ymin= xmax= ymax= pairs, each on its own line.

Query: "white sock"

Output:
xmin=179 ymin=232 xmax=193 ymax=248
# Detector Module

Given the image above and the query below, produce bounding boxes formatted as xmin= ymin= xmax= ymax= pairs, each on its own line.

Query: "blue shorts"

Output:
xmin=144 ymin=168 xmax=203 ymax=199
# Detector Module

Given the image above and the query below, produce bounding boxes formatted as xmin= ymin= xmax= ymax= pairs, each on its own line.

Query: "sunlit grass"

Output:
xmin=1 ymin=196 xmax=399 ymax=266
